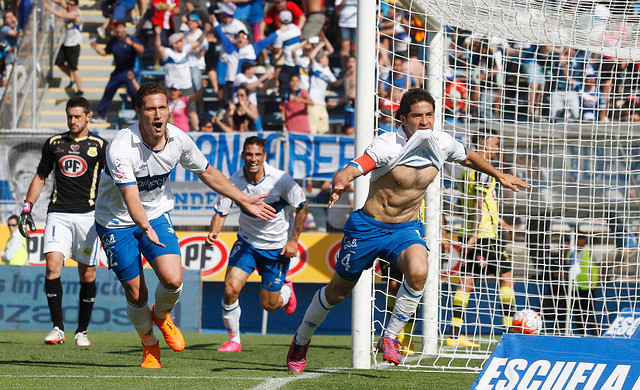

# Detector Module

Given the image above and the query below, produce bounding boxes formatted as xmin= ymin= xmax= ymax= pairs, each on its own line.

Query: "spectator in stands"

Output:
xmin=506 ymin=42 xmax=545 ymax=120
xmin=273 ymin=10 xmax=301 ymax=97
xmin=185 ymin=13 xmax=208 ymax=114
xmin=99 ymin=0 xmax=137 ymax=39
xmin=378 ymin=57 xmax=418 ymax=111
xmin=182 ymin=0 xmax=208 ymax=26
xmin=198 ymin=115 xmax=214 ymax=132
xmin=211 ymin=13 xmax=286 ymax=107
xmin=301 ymin=0 xmax=324 ymax=39
xmin=608 ymin=187 xmax=639 ymax=276
xmin=90 ymin=21 xmax=144 ymax=123
xmin=568 ymin=232 xmax=603 ymax=336
xmin=168 ymin=80 xmax=207 ymax=132
xmin=447 ymin=128 xmax=515 ymax=348
xmin=259 ymin=0 xmax=305 ymax=42
xmin=212 ymin=2 xmax=248 ymax=103
xmin=335 ymin=0 xmax=357 ymax=70
xmin=44 ymin=0 xmax=84 ymax=96
xmin=16 ymin=0 xmax=32 ymax=30
xmin=135 ymin=0 xmax=179 ymax=70
xmin=292 ymin=38 xmax=313 ymax=91
xmin=154 ymin=26 xmax=209 ymax=130
xmin=98 ymin=0 xmax=115 ymax=39
xmin=444 ymin=67 xmax=467 ymax=123
xmin=377 ymin=107 xmax=395 ymax=134
xmin=1 ymin=214 xmax=27 ymax=265
xmin=341 ymin=55 xmax=356 ymax=127
xmin=550 ymin=48 xmax=592 ymax=122
xmin=214 ymin=84 xmax=258 ymax=132
xmin=234 ymin=60 xmax=274 ymax=107
xmin=0 ymin=11 xmax=21 ymax=66
xmin=280 ymin=73 xmax=312 ymax=133
xmin=579 ymin=70 xmax=605 ymax=121
xmin=308 ymin=35 xmax=339 ymax=134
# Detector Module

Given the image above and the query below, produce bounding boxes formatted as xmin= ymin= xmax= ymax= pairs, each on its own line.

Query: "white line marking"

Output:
xmin=252 ymin=367 xmax=346 ymax=390
xmin=0 ymin=375 xmax=264 ymax=380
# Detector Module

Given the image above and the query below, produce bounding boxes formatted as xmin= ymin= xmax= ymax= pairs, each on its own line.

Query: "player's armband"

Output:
xmin=348 ymin=154 xmax=376 ymax=175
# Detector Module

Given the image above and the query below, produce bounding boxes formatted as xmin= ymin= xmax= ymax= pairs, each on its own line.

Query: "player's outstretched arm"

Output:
xmin=119 ymin=185 xmax=165 ymax=247
xmin=461 ymin=149 xmax=529 ymax=192
xmin=329 ymin=165 xmax=362 ymax=208
xmin=196 ymin=166 xmax=276 ymax=220
xmin=206 ymin=213 xmax=227 ymax=245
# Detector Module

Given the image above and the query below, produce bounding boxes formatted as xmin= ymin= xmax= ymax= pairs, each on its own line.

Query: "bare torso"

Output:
xmin=362 ymin=164 xmax=439 ymax=224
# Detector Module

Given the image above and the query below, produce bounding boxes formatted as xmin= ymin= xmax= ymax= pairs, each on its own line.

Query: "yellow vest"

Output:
xmin=4 ymin=234 xmax=28 ymax=266
xmin=568 ymin=248 xmax=599 ymax=290
xmin=460 ymin=168 xmax=500 ymax=240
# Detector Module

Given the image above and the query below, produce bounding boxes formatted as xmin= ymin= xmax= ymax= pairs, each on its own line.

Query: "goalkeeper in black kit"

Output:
xmin=19 ymin=96 xmax=107 ymax=346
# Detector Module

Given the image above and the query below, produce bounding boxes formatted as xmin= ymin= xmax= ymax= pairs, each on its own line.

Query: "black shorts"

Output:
xmin=55 ymin=45 xmax=81 ymax=71
xmin=460 ymin=238 xmax=511 ymax=276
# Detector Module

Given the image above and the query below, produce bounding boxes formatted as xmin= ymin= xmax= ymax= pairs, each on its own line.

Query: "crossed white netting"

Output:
xmin=370 ymin=0 xmax=640 ymax=372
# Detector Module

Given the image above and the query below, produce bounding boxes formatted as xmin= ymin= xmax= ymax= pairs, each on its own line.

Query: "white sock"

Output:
xmin=153 ymin=283 xmax=182 ymax=317
xmin=385 ymin=281 xmax=423 ymax=339
xmin=279 ymin=283 xmax=292 ymax=309
xmin=295 ymin=286 xmax=334 ymax=345
xmin=126 ymin=301 xmax=158 ymax=346
xmin=221 ymin=298 xmax=241 ymax=343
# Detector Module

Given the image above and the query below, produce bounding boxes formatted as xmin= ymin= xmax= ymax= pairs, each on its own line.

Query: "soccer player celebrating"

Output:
xmin=286 ymin=88 xmax=528 ymax=372
xmin=206 ymin=136 xmax=307 ymax=352
xmin=94 ymin=82 xmax=276 ymax=368
xmin=19 ymin=96 xmax=107 ymax=347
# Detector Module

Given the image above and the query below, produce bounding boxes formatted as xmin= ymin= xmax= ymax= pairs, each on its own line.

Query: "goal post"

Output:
xmin=354 ymin=0 xmax=640 ymax=371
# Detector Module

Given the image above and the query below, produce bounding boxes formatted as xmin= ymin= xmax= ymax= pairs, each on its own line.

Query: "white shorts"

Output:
xmin=43 ymin=211 xmax=100 ymax=266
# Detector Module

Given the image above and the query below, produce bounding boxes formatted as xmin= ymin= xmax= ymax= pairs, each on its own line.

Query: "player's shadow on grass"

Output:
xmin=0 ymin=359 xmax=131 ymax=368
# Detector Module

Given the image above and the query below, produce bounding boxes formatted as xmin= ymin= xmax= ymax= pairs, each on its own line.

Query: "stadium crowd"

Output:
xmin=1 ymin=1 xmax=640 ymax=127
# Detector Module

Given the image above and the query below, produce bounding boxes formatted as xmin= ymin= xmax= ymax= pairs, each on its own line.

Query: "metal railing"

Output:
xmin=0 ymin=0 xmax=66 ymax=130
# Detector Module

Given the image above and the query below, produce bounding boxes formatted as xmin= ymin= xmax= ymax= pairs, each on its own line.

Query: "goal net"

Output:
xmin=365 ymin=0 xmax=640 ymax=372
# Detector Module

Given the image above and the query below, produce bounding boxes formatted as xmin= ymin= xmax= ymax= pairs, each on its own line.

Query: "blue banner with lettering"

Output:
xmin=0 ymin=266 xmax=201 ymax=333
xmin=472 ymin=334 xmax=640 ymax=389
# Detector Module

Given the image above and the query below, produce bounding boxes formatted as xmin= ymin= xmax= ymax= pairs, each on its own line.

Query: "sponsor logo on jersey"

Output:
xmin=87 ymin=146 xmax=98 ymax=157
xmin=137 ymin=172 xmax=171 ymax=192
xmin=179 ymin=234 xmax=229 ymax=278
xmin=59 ymin=155 xmax=88 ymax=177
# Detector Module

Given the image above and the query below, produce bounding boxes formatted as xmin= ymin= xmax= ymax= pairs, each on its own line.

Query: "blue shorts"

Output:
xmin=95 ymin=213 xmax=181 ymax=282
xmin=340 ymin=27 xmax=357 ymax=43
xmin=334 ymin=209 xmax=428 ymax=281
xmin=228 ymin=237 xmax=289 ymax=292
xmin=112 ymin=0 xmax=135 ymax=21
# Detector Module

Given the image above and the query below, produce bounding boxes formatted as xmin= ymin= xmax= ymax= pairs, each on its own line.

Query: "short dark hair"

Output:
xmin=288 ymin=73 xmax=300 ymax=82
xmin=66 ymin=96 xmax=91 ymax=114
xmin=241 ymin=60 xmax=255 ymax=73
xmin=243 ymin=136 xmax=265 ymax=152
xmin=7 ymin=214 xmax=18 ymax=224
xmin=135 ymin=82 xmax=168 ymax=110
xmin=471 ymin=128 xmax=499 ymax=147
xmin=395 ymin=88 xmax=435 ymax=122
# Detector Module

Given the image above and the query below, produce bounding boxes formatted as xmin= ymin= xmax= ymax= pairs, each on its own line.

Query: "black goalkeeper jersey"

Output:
xmin=36 ymin=131 xmax=108 ymax=214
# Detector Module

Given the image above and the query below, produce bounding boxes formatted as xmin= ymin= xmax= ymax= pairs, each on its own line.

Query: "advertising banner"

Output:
xmin=0 ymin=228 xmax=344 ymax=284
xmin=0 ymin=266 xmax=201 ymax=332
xmin=472 ymin=334 xmax=640 ymax=390
xmin=0 ymin=131 xmax=355 ymax=226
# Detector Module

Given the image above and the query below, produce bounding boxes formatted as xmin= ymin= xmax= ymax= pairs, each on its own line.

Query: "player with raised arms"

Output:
xmin=286 ymin=88 xmax=529 ymax=372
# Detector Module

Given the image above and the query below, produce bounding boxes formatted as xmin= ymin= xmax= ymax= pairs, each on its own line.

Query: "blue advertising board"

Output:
xmin=0 ymin=266 xmax=201 ymax=333
xmin=472 ymin=334 xmax=640 ymax=389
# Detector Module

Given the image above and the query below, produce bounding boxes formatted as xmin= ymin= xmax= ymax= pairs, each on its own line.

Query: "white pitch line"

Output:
xmin=0 ymin=374 xmax=265 ymax=380
xmin=251 ymin=367 xmax=346 ymax=390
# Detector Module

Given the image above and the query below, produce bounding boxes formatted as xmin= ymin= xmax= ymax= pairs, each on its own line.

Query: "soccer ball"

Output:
xmin=511 ymin=309 xmax=542 ymax=335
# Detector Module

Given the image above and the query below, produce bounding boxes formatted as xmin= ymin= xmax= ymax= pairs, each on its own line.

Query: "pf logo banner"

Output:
xmin=286 ymin=242 xmax=308 ymax=278
xmin=179 ymin=235 xmax=229 ymax=278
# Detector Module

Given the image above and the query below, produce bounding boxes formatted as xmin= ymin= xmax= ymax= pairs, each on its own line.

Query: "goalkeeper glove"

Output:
xmin=19 ymin=201 xmax=36 ymax=238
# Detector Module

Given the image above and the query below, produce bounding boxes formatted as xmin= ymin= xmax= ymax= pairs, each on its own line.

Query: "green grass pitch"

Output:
xmin=0 ymin=331 xmax=478 ymax=389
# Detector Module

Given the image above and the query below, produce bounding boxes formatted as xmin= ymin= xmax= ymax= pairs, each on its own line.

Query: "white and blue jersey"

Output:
xmin=95 ymin=122 xmax=209 ymax=228
xmin=309 ymin=61 xmax=336 ymax=106
xmin=216 ymin=24 xmax=280 ymax=83
xmin=273 ymin=23 xmax=302 ymax=67
xmin=214 ymin=162 xmax=306 ymax=250
xmin=163 ymin=45 xmax=193 ymax=89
